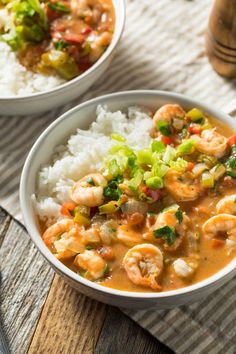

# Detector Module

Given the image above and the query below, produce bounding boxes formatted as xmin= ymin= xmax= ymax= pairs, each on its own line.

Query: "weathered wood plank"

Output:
xmin=28 ymin=275 xmax=107 ymax=354
xmin=95 ymin=307 xmax=174 ymax=354
xmin=0 ymin=216 xmax=54 ymax=354
xmin=0 ymin=207 xmax=11 ymax=248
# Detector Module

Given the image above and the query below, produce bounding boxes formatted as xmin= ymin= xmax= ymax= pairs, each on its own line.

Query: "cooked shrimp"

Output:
xmin=71 ymin=173 xmax=107 ymax=207
xmin=216 ymin=194 xmax=236 ymax=215
xmin=123 ymin=244 xmax=163 ymax=290
xmin=194 ymin=129 xmax=228 ymax=158
xmin=152 ymin=209 xmax=190 ymax=251
xmin=202 ymin=214 xmax=236 ymax=242
xmin=43 ymin=219 xmax=85 ymax=259
xmin=153 ymin=104 xmax=186 ymax=131
xmin=80 ymin=225 xmax=101 ymax=244
xmin=74 ymin=250 xmax=106 ymax=280
xmin=117 ymin=224 xmax=143 ymax=247
xmin=164 ymin=169 xmax=202 ymax=202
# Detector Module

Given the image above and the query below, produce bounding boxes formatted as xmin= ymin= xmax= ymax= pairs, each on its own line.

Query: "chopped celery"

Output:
xmin=163 ymin=145 xmax=176 ymax=163
xmin=74 ymin=212 xmax=91 ymax=226
xmin=210 ymin=164 xmax=226 ymax=180
xmin=151 ymin=140 xmax=166 ymax=153
xmin=111 ymin=133 xmax=126 ymax=142
xmin=169 ymin=158 xmax=188 ymax=172
xmin=137 ymin=149 xmax=153 ymax=165
xmin=177 ymin=139 xmax=195 ymax=156
xmin=99 ymin=201 xmax=119 ymax=214
xmin=201 ymin=171 xmax=214 ymax=188
xmin=157 ymin=121 xmax=171 ymax=136
xmin=187 ymin=108 xmax=204 ymax=122
xmin=146 ymin=176 xmax=163 ymax=190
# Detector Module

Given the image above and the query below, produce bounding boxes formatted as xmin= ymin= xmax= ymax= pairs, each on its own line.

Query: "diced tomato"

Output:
xmin=188 ymin=125 xmax=201 ymax=135
xmin=60 ymin=202 xmax=76 ymax=217
xmin=161 ymin=135 xmax=174 ymax=145
xmin=62 ymin=33 xmax=85 ymax=44
xmin=81 ymin=27 xmax=92 ymax=35
xmin=228 ymin=134 xmax=236 ymax=146
xmin=187 ymin=162 xmax=195 ymax=171
xmin=211 ymin=238 xmax=225 ymax=248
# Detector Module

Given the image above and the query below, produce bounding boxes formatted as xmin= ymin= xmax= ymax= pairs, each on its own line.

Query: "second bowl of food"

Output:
xmin=0 ymin=0 xmax=125 ymax=115
xmin=20 ymin=90 xmax=236 ymax=309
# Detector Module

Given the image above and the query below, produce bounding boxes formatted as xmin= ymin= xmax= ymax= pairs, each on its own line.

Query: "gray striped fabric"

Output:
xmin=0 ymin=0 xmax=236 ymax=353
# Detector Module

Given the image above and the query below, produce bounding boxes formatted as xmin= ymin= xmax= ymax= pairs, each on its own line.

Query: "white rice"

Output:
xmin=35 ymin=105 xmax=153 ymax=225
xmin=0 ymin=9 xmax=65 ymax=96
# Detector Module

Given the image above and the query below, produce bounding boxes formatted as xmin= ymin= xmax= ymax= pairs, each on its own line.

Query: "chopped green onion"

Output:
xmin=163 ymin=145 xmax=176 ymax=163
xmin=177 ymin=139 xmax=195 ymax=156
xmin=111 ymin=133 xmax=126 ymax=142
xmin=128 ymin=168 xmax=144 ymax=191
xmin=151 ymin=162 xmax=169 ymax=178
xmin=146 ymin=176 xmax=163 ymax=190
xmin=157 ymin=121 xmax=171 ymax=136
xmin=137 ymin=149 xmax=153 ymax=165
xmin=151 ymin=140 xmax=166 ymax=153
xmin=169 ymin=158 xmax=188 ymax=172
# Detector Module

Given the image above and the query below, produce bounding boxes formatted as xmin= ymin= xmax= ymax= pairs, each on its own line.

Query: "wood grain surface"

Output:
xmin=0 ymin=207 xmax=173 ymax=354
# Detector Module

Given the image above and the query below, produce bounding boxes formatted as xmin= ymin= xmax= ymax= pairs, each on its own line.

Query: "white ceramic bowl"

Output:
xmin=20 ymin=90 xmax=236 ymax=309
xmin=0 ymin=0 xmax=125 ymax=116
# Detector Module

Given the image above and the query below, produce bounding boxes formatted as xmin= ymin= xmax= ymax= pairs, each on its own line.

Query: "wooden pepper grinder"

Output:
xmin=206 ymin=0 xmax=236 ymax=77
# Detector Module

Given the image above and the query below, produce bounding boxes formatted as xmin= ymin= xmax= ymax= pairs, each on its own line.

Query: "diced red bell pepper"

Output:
xmin=78 ymin=61 xmax=91 ymax=72
xmin=228 ymin=134 xmax=236 ymax=146
xmin=60 ymin=202 xmax=76 ymax=217
xmin=161 ymin=135 xmax=174 ymax=145
xmin=188 ymin=125 xmax=201 ymax=135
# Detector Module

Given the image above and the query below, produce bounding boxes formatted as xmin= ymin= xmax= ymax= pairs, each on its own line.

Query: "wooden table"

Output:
xmin=0 ymin=207 xmax=173 ymax=354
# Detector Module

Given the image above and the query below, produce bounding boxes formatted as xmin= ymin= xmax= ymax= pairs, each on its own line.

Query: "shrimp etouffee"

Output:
xmin=41 ymin=104 xmax=236 ymax=292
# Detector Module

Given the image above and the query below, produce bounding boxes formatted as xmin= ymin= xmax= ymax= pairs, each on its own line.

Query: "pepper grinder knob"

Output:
xmin=206 ymin=0 xmax=236 ymax=78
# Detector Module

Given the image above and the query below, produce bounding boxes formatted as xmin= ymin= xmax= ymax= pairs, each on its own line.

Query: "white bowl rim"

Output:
xmin=0 ymin=0 xmax=126 ymax=101
xmin=20 ymin=89 xmax=236 ymax=300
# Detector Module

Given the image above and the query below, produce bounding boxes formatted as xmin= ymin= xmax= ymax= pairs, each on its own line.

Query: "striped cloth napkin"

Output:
xmin=1 ymin=0 xmax=236 ymax=353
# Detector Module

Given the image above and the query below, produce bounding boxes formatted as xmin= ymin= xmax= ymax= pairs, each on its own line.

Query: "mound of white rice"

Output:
xmin=0 ymin=9 xmax=65 ymax=96
xmin=35 ymin=105 xmax=153 ymax=225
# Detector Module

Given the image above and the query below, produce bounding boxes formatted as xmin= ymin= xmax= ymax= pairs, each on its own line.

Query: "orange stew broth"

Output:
xmin=40 ymin=115 xmax=236 ymax=292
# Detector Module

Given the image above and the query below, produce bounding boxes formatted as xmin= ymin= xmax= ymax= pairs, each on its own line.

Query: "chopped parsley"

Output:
xmin=175 ymin=210 xmax=183 ymax=224
xmin=48 ymin=2 xmax=70 ymax=13
xmin=86 ymin=177 xmax=95 ymax=185
xmin=157 ymin=121 xmax=171 ymax=136
xmin=54 ymin=39 xmax=67 ymax=51
xmin=103 ymin=264 xmax=110 ymax=275
xmin=103 ymin=176 xmax=123 ymax=201
xmin=153 ymin=226 xmax=177 ymax=246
